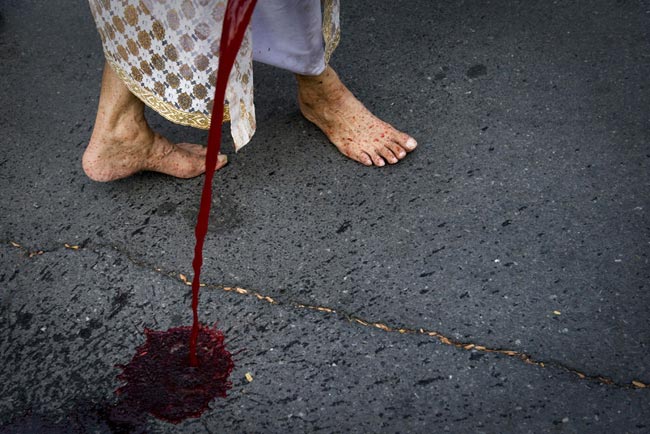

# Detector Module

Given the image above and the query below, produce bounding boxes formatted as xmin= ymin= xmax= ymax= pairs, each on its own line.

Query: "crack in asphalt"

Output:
xmin=3 ymin=239 xmax=648 ymax=391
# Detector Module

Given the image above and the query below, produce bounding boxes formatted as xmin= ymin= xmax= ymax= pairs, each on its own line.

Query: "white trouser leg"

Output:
xmin=251 ymin=0 xmax=326 ymax=76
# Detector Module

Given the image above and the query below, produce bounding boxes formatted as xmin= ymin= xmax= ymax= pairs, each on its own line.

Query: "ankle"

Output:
xmin=296 ymin=66 xmax=348 ymax=106
xmin=91 ymin=110 xmax=153 ymax=146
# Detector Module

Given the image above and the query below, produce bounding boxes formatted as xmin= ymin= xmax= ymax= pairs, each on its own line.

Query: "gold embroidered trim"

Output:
xmin=105 ymin=56 xmax=230 ymax=130
xmin=322 ymin=0 xmax=341 ymax=64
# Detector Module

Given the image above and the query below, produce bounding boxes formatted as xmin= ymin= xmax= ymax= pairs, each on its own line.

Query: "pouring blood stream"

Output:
xmin=189 ymin=0 xmax=258 ymax=367
xmin=113 ymin=0 xmax=257 ymax=424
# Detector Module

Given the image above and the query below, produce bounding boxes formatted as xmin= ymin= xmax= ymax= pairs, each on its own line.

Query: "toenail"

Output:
xmin=405 ymin=138 xmax=417 ymax=149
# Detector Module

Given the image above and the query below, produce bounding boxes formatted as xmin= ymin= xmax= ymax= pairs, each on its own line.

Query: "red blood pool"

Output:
xmin=115 ymin=325 xmax=234 ymax=424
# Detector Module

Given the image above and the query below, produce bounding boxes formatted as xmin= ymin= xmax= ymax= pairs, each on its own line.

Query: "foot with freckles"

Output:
xmin=82 ymin=62 xmax=227 ymax=182
xmin=83 ymin=125 xmax=227 ymax=182
xmin=296 ymin=66 xmax=417 ymax=167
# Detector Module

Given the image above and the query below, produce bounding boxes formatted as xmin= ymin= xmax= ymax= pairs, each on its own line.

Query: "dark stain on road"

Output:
xmin=467 ymin=64 xmax=488 ymax=78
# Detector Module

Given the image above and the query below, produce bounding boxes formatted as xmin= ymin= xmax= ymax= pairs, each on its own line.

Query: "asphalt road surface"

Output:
xmin=1 ymin=0 xmax=649 ymax=432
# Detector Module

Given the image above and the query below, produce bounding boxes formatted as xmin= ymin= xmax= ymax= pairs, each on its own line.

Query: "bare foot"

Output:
xmin=83 ymin=122 xmax=227 ymax=182
xmin=82 ymin=62 xmax=227 ymax=182
xmin=296 ymin=66 xmax=417 ymax=167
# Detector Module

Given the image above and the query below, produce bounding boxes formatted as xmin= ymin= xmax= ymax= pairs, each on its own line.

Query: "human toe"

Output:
xmin=404 ymin=137 xmax=418 ymax=150
xmin=392 ymin=129 xmax=417 ymax=151
xmin=386 ymin=141 xmax=407 ymax=159
xmin=357 ymin=151 xmax=373 ymax=166
xmin=215 ymin=154 xmax=228 ymax=169
xmin=370 ymin=152 xmax=386 ymax=167
xmin=378 ymin=145 xmax=399 ymax=164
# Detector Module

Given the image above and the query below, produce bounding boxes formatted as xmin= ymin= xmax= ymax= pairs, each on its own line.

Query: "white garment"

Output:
xmin=252 ymin=0 xmax=326 ymax=75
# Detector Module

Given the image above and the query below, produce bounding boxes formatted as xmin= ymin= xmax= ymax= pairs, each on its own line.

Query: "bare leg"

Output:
xmin=296 ymin=66 xmax=417 ymax=167
xmin=82 ymin=62 xmax=227 ymax=182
